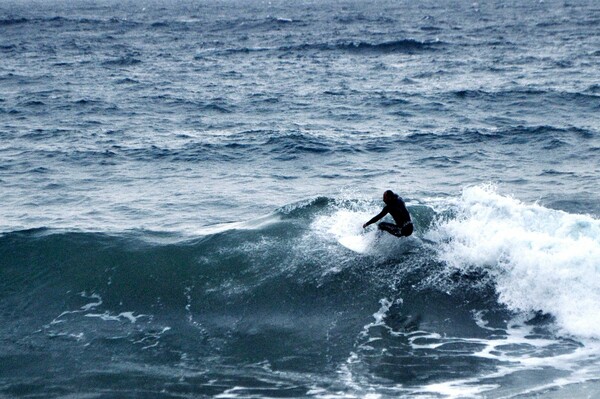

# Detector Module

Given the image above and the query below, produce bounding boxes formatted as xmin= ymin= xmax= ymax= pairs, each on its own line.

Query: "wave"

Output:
xmin=1 ymin=199 xmax=429 ymax=320
xmin=101 ymin=55 xmax=142 ymax=66
xmin=586 ymin=84 xmax=600 ymax=94
xmin=123 ymin=93 xmax=236 ymax=113
xmin=199 ymin=39 xmax=443 ymax=56
xmin=9 ymin=124 xmax=595 ymax=166
xmin=448 ymin=88 xmax=600 ymax=106
xmin=0 ymin=17 xmax=29 ymax=26
xmin=0 ymin=15 xmax=142 ymax=27
xmin=2 ymin=186 xmax=599 ymax=340
xmin=114 ymin=77 xmax=139 ymax=84
xmin=264 ymin=132 xmax=337 ymax=156
xmin=0 ymin=44 xmax=18 ymax=52
xmin=405 ymin=125 xmax=596 ymax=147
xmin=3 ymin=187 xmax=600 ymax=397
xmin=237 ymin=16 xmax=303 ymax=29
xmin=10 ymin=130 xmax=352 ymax=163
xmin=334 ymin=39 xmax=442 ymax=53
xmin=333 ymin=14 xmax=395 ymax=24
xmin=426 ymin=185 xmax=600 ymax=339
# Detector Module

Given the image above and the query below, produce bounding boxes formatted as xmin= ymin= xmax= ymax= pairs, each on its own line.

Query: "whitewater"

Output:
xmin=1 ymin=0 xmax=600 ymax=397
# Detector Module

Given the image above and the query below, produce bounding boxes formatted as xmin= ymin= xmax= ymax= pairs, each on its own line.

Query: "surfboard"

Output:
xmin=338 ymin=234 xmax=370 ymax=253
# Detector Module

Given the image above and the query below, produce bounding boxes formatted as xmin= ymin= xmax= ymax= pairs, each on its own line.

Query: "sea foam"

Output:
xmin=429 ymin=185 xmax=600 ymax=339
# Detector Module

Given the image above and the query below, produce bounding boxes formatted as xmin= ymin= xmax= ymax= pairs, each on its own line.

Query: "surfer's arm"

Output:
xmin=363 ymin=207 xmax=388 ymax=228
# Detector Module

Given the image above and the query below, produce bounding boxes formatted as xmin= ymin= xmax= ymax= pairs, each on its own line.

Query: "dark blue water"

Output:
xmin=1 ymin=0 xmax=600 ymax=397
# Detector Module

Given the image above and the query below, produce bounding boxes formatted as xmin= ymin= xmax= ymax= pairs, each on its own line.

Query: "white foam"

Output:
xmin=195 ymin=214 xmax=281 ymax=236
xmin=310 ymin=198 xmax=419 ymax=257
xmin=418 ymin=380 xmax=499 ymax=399
xmin=50 ymin=292 xmax=103 ymax=324
xmin=411 ymin=312 xmax=600 ymax=398
xmin=84 ymin=311 xmax=147 ymax=323
xmin=79 ymin=292 xmax=103 ymax=311
xmin=428 ymin=184 xmax=600 ymax=338
xmin=310 ymin=199 xmax=377 ymax=253
xmin=358 ymin=298 xmax=395 ymax=339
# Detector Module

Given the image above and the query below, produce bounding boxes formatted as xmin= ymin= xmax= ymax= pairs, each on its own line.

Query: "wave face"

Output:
xmin=2 ymin=188 xmax=600 ymax=398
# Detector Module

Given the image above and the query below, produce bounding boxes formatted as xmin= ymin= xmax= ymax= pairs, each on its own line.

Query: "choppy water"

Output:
xmin=1 ymin=0 xmax=600 ymax=397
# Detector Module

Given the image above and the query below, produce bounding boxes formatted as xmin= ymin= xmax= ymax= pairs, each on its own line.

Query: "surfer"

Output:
xmin=363 ymin=190 xmax=413 ymax=237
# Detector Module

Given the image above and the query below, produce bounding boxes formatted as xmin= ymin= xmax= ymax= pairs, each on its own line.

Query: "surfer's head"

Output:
xmin=383 ymin=190 xmax=395 ymax=204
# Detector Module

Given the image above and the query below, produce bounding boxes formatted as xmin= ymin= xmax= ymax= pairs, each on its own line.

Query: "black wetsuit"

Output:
xmin=365 ymin=196 xmax=413 ymax=237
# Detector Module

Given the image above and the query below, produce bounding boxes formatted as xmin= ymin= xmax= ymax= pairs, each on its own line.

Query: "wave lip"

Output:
xmin=428 ymin=185 xmax=600 ymax=339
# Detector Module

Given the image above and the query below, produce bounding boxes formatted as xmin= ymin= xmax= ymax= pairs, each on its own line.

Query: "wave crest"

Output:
xmin=427 ymin=185 xmax=600 ymax=338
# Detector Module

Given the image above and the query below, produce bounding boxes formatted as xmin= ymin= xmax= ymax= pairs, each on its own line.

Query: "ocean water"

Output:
xmin=1 ymin=0 xmax=600 ymax=397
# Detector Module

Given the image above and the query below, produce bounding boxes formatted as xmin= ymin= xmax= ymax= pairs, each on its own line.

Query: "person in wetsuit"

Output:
xmin=362 ymin=190 xmax=413 ymax=237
